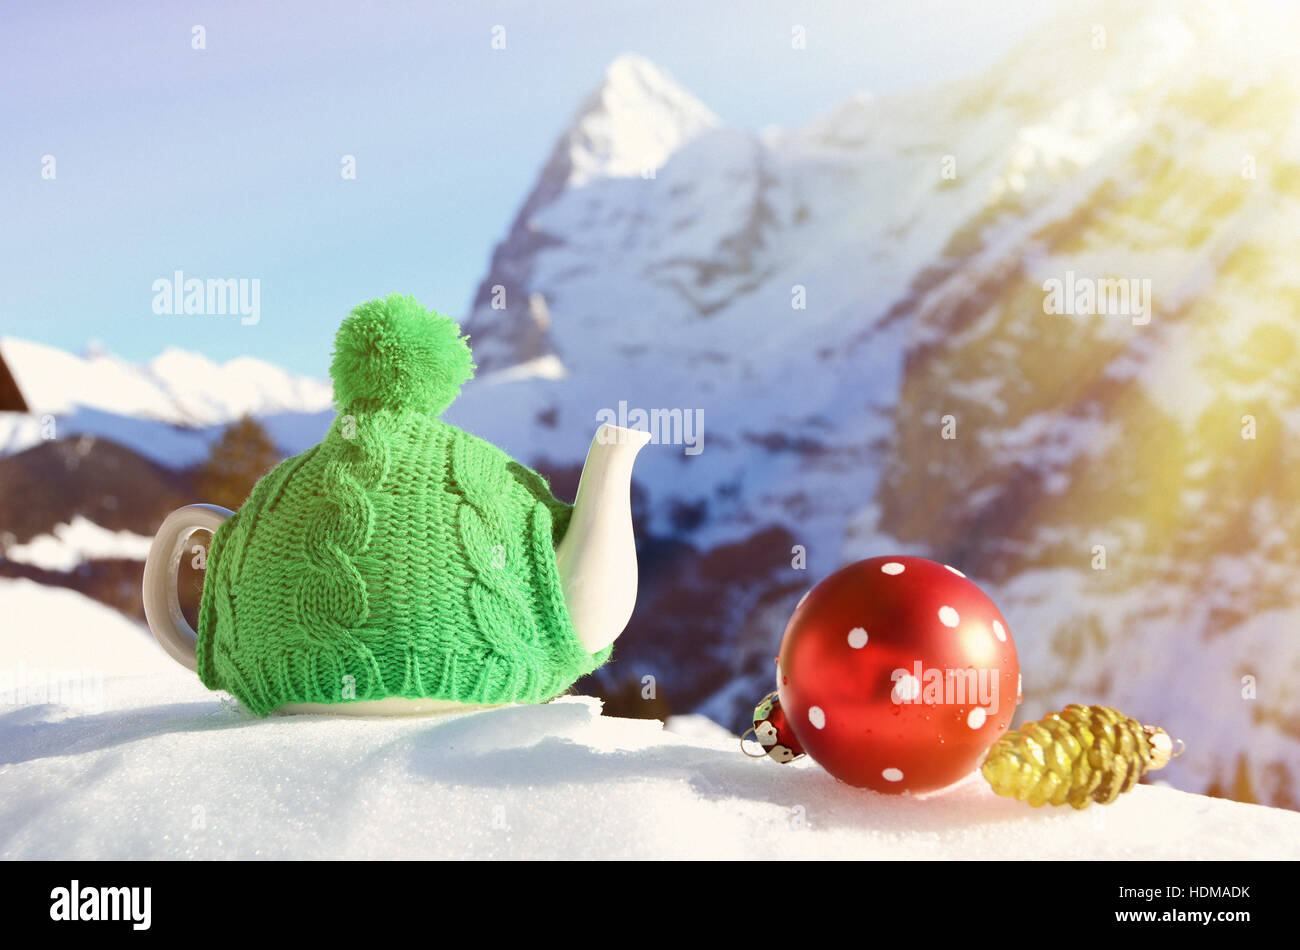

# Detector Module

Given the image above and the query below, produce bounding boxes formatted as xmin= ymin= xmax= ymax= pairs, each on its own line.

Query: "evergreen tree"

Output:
xmin=194 ymin=416 xmax=281 ymax=510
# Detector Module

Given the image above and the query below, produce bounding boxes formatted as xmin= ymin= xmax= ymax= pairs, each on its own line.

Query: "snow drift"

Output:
xmin=0 ymin=581 xmax=1297 ymax=860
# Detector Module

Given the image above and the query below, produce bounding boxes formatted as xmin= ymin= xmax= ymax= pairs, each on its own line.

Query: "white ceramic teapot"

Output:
xmin=142 ymin=423 xmax=650 ymax=716
xmin=140 ymin=294 xmax=652 ymax=717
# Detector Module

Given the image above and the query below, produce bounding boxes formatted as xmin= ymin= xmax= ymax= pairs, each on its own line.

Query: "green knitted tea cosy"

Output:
xmin=195 ymin=294 xmax=611 ymax=715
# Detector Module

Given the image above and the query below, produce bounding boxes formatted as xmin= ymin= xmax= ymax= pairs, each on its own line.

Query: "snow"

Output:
xmin=148 ymin=349 xmax=334 ymax=425
xmin=4 ymin=676 xmax=1299 ymax=859
xmin=0 ymin=578 xmax=176 ymax=677
xmin=0 ymin=336 xmax=333 ymax=428
xmin=1 ymin=580 xmax=1297 ymax=859
xmin=563 ymin=54 xmax=719 ymax=188
xmin=0 ymin=336 xmax=333 ymax=462
xmin=2 ymin=516 xmax=154 ymax=572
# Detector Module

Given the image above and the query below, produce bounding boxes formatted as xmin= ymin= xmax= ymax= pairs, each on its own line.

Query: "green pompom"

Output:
xmin=330 ymin=294 xmax=475 ymax=415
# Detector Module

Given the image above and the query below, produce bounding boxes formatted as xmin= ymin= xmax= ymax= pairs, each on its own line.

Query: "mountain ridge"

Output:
xmin=445 ymin=0 xmax=1300 ymax=809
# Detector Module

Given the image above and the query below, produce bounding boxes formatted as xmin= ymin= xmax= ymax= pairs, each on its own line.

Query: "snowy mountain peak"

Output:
xmin=460 ymin=54 xmax=720 ymax=372
xmin=147 ymin=345 xmax=221 ymax=380
xmin=0 ymin=336 xmax=332 ymax=427
xmin=0 ymin=335 xmax=334 ymax=463
xmin=563 ymin=53 xmax=719 ymax=187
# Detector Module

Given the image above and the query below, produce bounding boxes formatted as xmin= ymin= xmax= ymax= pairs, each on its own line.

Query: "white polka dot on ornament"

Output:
xmin=881 ymin=562 xmax=905 ymax=575
xmin=967 ymin=707 xmax=987 ymax=729
xmin=893 ymin=674 xmax=921 ymax=702
xmin=938 ymin=605 xmax=960 ymax=627
xmin=992 ymin=620 xmax=1006 ymax=642
xmin=847 ymin=627 xmax=869 ymax=649
xmin=808 ymin=705 xmax=826 ymax=729
xmin=944 ymin=565 xmax=966 ymax=577
xmin=882 ymin=768 xmax=904 ymax=782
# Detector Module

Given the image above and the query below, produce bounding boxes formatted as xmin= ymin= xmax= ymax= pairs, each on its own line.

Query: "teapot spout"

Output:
xmin=555 ymin=424 xmax=652 ymax=654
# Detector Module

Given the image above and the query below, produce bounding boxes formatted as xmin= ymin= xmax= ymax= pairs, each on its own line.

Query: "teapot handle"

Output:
xmin=141 ymin=504 xmax=234 ymax=671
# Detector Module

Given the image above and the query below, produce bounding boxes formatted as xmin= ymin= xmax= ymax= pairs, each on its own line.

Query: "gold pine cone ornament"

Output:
xmin=981 ymin=704 xmax=1179 ymax=809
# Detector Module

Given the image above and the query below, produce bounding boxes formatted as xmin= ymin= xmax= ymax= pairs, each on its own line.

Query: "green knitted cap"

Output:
xmin=195 ymin=295 xmax=610 ymax=715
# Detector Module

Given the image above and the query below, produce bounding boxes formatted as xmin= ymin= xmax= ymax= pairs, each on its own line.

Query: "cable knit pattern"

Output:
xmin=452 ymin=435 xmax=544 ymax=663
xmin=294 ymin=425 xmax=384 ymax=636
xmin=195 ymin=410 xmax=610 ymax=715
xmin=193 ymin=295 xmax=612 ymax=715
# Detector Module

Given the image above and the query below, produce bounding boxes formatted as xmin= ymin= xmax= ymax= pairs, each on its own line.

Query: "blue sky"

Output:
xmin=1 ymin=0 xmax=1059 ymax=375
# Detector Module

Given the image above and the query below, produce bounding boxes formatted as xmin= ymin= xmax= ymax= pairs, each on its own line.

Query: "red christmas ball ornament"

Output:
xmin=775 ymin=556 xmax=1020 ymax=794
